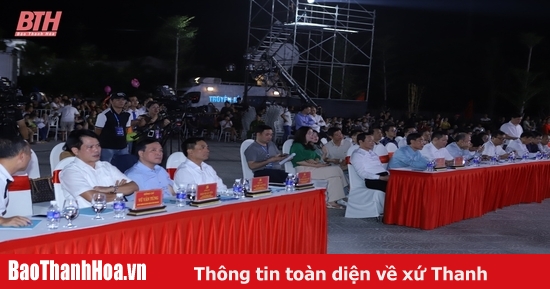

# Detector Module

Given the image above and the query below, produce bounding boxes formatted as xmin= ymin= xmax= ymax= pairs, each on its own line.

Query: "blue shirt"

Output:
xmin=125 ymin=161 xmax=174 ymax=201
xmin=388 ymin=146 xmax=428 ymax=171
xmin=446 ymin=142 xmax=474 ymax=160
xmin=294 ymin=112 xmax=315 ymax=130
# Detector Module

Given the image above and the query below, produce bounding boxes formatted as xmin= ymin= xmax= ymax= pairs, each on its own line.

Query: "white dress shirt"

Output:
xmin=173 ymin=159 xmax=227 ymax=191
xmin=310 ymin=114 xmax=325 ymax=132
xmin=0 ymin=164 xmax=13 ymax=216
xmin=420 ymin=142 xmax=454 ymax=161
xmin=325 ymin=140 xmax=352 ymax=162
xmin=505 ymin=139 xmax=529 ymax=156
xmin=126 ymin=108 xmax=146 ymax=120
xmin=481 ymin=140 xmax=507 ymax=157
xmin=60 ymin=158 xmax=133 ymax=208
xmin=500 ymin=122 xmax=523 ymax=143
xmin=538 ymin=143 xmax=550 ymax=154
xmin=397 ymin=137 xmax=408 ymax=148
xmin=350 ymin=148 xmax=388 ymax=180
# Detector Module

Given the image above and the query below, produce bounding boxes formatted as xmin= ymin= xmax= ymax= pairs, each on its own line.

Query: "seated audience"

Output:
xmin=174 ymin=137 xmax=227 ymax=191
xmin=420 ymin=131 xmax=454 ymax=166
xmin=481 ymin=130 xmax=509 ymax=160
xmin=505 ymin=131 xmax=533 ymax=157
xmin=388 ymin=133 xmax=429 ymax=170
xmin=125 ymin=139 xmax=174 ymax=201
xmin=290 ymin=126 xmax=348 ymax=209
xmin=244 ymin=125 xmax=288 ymax=183
xmin=350 ymin=133 xmax=390 ymax=192
xmin=59 ymin=130 xmax=138 ymax=207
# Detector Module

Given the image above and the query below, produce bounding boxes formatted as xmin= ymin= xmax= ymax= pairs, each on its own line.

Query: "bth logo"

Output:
xmin=15 ymin=11 xmax=62 ymax=37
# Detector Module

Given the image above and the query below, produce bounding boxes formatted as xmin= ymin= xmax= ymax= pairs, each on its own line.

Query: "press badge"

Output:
xmin=115 ymin=126 xmax=124 ymax=136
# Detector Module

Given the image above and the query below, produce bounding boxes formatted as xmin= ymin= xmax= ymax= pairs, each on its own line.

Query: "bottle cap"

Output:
xmin=50 ymin=200 xmax=56 ymax=205
xmin=116 ymin=193 xmax=123 ymax=197
xmin=235 ymin=178 xmax=241 ymax=182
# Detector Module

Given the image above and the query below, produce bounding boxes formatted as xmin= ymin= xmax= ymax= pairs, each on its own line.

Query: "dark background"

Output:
xmin=2 ymin=0 xmax=550 ymax=117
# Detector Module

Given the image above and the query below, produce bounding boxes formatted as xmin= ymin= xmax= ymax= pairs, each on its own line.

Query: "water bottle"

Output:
xmin=242 ymin=179 xmax=250 ymax=194
xmin=176 ymin=186 xmax=187 ymax=207
xmin=508 ymin=152 xmax=515 ymax=163
xmin=426 ymin=160 xmax=434 ymax=172
xmin=285 ymin=174 xmax=295 ymax=191
xmin=536 ymin=151 xmax=542 ymax=160
xmin=522 ymin=152 xmax=529 ymax=161
xmin=472 ymin=156 xmax=481 ymax=167
xmin=233 ymin=179 xmax=244 ymax=198
xmin=113 ymin=193 xmax=126 ymax=219
xmin=490 ymin=154 xmax=498 ymax=165
xmin=542 ymin=151 xmax=548 ymax=160
xmin=46 ymin=200 xmax=60 ymax=230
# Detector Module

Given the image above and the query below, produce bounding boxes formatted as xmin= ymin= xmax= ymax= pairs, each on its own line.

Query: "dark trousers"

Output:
xmin=364 ymin=172 xmax=388 ymax=192
xmin=254 ymin=169 xmax=288 ymax=183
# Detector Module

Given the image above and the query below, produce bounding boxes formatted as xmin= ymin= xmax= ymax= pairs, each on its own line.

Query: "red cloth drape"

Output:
xmin=384 ymin=162 xmax=550 ymax=230
xmin=8 ymin=176 xmax=31 ymax=191
xmin=0 ymin=189 xmax=327 ymax=254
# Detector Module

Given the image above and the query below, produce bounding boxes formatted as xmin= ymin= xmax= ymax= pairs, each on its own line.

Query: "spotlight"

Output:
xmin=207 ymin=87 xmax=214 ymax=92
xmin=307 ymin=0 xmax=315 ymax=3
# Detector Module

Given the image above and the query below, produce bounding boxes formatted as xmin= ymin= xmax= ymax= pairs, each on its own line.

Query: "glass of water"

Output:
xmin=91 ymin=193 xmax=107 ymax=220
xmin=62 ymin=197 xmax=79 ymax=228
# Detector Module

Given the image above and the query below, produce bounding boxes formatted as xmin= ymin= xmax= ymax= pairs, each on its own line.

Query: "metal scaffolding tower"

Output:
xmin=246 ymin=0 xmax=375 ymax=104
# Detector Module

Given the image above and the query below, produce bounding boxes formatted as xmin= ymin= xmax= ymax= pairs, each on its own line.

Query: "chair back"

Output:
xmin=27 ymin=150 xmax=41 ymax=179
xmin=240 ymin=139 xmax=255 ymax=180
xmin=282 ymin=139 xmax=296 ymax=174
xmin=374 ymin=143 xmax=389 ymax=169
xmin=4 ymin=175 xmax=33 ymax=217
xmin=111 ymin=154 xmax=138 ymax=173
xmin=50 ymin=142 xmax=66 ymax=174
xmin=167 ymin=152 xmax=187 ymax=180
xmin=53 ymin=156 xmax=76 ymax=207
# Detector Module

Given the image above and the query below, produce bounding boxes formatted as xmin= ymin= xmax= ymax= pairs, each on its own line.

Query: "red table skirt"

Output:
xmin=0 ymin=189 xmax=327 ymax=254
xmin=384 ymin=162 xmax=550 ymax=230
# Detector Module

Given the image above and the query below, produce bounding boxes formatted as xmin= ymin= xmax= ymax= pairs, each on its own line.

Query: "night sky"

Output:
xmin=2 ymin=0 xmax=550 ymax=113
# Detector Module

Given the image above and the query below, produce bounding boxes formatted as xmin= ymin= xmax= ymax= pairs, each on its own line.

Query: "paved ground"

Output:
xmin=32 ymin=139 xmax=550 ymax=253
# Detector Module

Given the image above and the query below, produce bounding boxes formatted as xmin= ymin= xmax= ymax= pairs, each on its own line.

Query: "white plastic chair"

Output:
xmin=50 ymin=142 xmax=66 ymax=174
xmin=52 ymin=156 xmax=76 ymax=209
xmin=374 ymin=143 xmax=389 ymax=169
xmin=166 ymin=152 xmax=187 ymax=180
xmin=4 ymin=175 xmax=33 ymax=217
xmin=386 ymin=142 xmax=398 ymax=154
xmin=27 ymin=150 xmax=40 ymax=179
xmin=282 ymin=139 xmax=296 ymax=174
xmin=240 ymin=139 xmax=255 ymax=180
xmin=345 ymin=149 xmax=385 ymax=218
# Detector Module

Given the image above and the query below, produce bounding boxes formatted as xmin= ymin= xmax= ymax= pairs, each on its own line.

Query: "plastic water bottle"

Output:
xmin=426 ymin=160 xmax=434 ymax=172
xmin=490 ymin=154 xmax=498 ymax=165
xmin=522 ymin=152 xmax=529 ymax=161
xmin=233 ymin=179 xmax=244 ymax=198
xmin=285 ymin=174 xmax=295 ymax=191
xmin=536 ymin=151 xmax=542 ymax=160
xmin=176 ymin=186 xmax=187 ymax=207
xmin=113 ymin=193 xmax=126 ymax=219
xmin=472 ymin=156 xmax=481 ymax=167
xmin=542 ymin=151 xmax=548 ymax=160
xmin=46 ymin=200 xmax=60 ymax=230
xmin=508 ymin=152 xmax=515 ymax=163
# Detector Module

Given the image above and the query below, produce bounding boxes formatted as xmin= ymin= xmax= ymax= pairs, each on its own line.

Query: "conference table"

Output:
xmin=384 ymin=159 xmax=550 ymax=230
xmin=0 ymin=188 xmax=327 ymax=254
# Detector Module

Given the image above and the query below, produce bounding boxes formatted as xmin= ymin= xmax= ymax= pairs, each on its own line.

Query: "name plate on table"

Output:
xmin=295 ymin=171 xmax=314 ymax=190
xmin=190 ymin=183 xmax=221 ymax=207
xmin=453 ymin=156 xmax=464 ymax=167
xmin=434 ymin=158 xmax=446 ymax=169
xmin=128 ymin=189 xmax=166 ymax=216
xmin=246 ymin=176 xmax=271 ymax=197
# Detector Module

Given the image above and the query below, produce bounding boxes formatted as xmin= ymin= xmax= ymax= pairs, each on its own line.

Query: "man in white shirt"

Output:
xmin=280 ymin=105 xmax=292 ymax=142
xmin=309 ymin=107 xmax=325 ymax=133
xmin=323 ymin=127 xmax=351 ymax=170
xmin=174 ymin=137 xmax=227 ymax=191
xmin=372 ymin=127 xmax=390 ymax=168
xmin=538 ymin=134 xmax=550 ymax=154
xmin=60 ymin=130 xmax=138 ymax=208
xmin=500 ymin=114 xmax=523 ymax=144
xmin=420 ymin=131 xmax=454 ymax=165
xmin=0 ymin=136 xmax=32 ymax=227
xmin=481 ymin=130 xmax=509 ymax=160
xmin=350 ymin=132 xmax=389 ymax=192
xmin=126 ymin=95 xmax=146 ymax=127
xmin=58 ymin=99 xmax=80 ymax=136
xmin=505 ymin=132 xmax=534 ymax=157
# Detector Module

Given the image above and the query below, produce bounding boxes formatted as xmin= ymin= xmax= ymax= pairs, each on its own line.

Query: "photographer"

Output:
xmin=135 ymin=101 xmax=170 ymax=142
xmin=0 ymin=105 xmax=33 ymax=142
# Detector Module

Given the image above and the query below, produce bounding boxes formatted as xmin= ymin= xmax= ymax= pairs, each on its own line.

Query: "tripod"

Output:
xmin=160 ymin=119 xmax=187 ymax=156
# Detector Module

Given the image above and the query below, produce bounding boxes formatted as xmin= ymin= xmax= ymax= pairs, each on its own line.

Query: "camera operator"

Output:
xmin=135 ymin=101 xmax=170 ymax=142
xmin=0 ymin=104 xmax=33 ymax=142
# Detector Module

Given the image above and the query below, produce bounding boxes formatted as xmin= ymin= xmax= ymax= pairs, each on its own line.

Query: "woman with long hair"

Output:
xmin=290 ymin=126 xmax=348 ymax=209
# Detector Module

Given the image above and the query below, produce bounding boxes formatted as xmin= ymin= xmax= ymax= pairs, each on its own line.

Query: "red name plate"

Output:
xmin=297 ymin=171 xmax=311 ymax=184
xmin=251 ymin=176 xmax=269 ymax=192
xmin=435 ymin=158 xmax=446 ymax=168
xmin=454 ymin=156 xmax=464 ymax=166
xmin=196 ymin=183 xmax=217 ymax=201
xmin=133 ymin=189 xmax=163 ymax=210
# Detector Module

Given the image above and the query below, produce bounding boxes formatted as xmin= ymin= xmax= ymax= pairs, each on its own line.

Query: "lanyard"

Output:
xmin=113 ymin=111 xmax=121 ymax=127
xmin=261 ymin=144 xmax=269 ymax=157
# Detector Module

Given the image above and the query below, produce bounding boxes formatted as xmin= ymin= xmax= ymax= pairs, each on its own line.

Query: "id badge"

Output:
xmin=115 ymin=126 xmax=124 ymax=136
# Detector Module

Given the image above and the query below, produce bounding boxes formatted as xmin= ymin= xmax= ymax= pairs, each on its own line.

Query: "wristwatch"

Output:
xmin=112 ymin=185 xmax=118 ymax=194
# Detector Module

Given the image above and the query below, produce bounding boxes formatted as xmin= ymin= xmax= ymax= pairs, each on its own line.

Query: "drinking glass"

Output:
xmin=91 ymin=193 xmax=107 ymax=220
xmin=62 ymin=197 xmax=79 ymax=228
xmin=186 ymin=184 xmax=197 ymax=202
